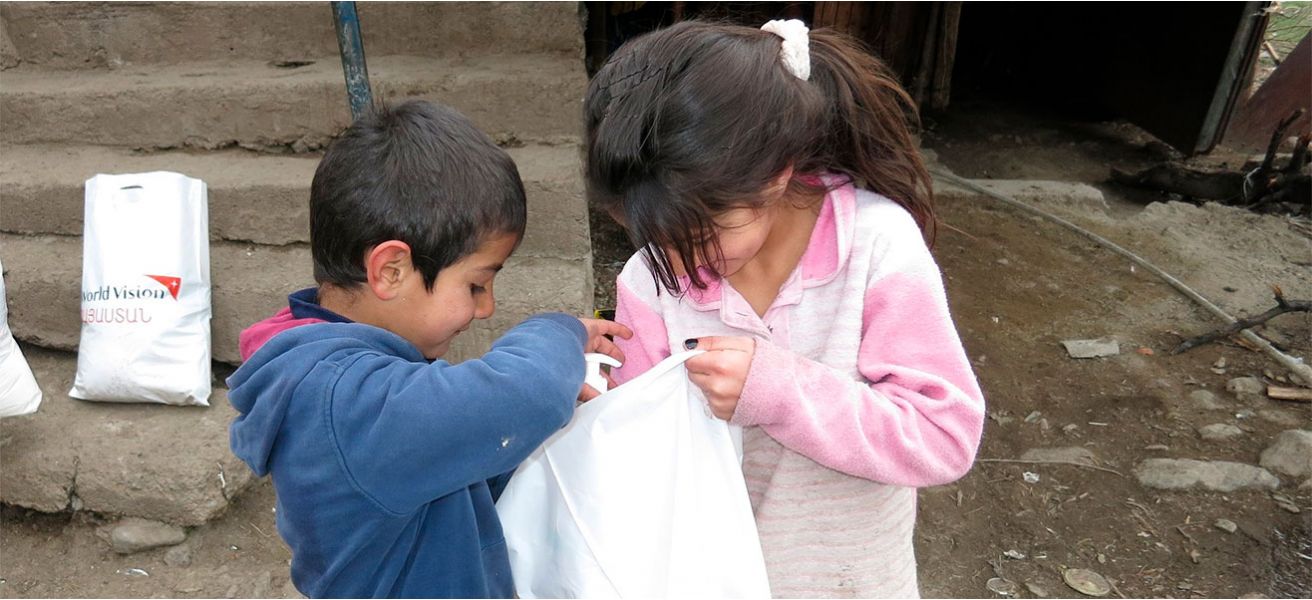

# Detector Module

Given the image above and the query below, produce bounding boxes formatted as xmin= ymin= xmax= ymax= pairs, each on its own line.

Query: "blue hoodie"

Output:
xmin=228 ymin=292 xmax=586 ymax=598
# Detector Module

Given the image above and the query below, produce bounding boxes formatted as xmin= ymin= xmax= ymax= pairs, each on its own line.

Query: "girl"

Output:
xmin=585 ymin=20 xmax=986 ymax=598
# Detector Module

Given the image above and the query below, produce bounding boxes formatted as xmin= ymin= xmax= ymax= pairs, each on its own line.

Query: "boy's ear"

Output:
xmin=364 ymin=240 xmax=414 ymax=300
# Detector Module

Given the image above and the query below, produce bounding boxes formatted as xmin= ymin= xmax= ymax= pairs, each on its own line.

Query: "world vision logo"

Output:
xmin=145 ymin=274 xmax=182 ymax=300
xmin=81 ymin=274 xmax=182 ymax=302
xmin=80 ymin=274 xmax=182 ymax=324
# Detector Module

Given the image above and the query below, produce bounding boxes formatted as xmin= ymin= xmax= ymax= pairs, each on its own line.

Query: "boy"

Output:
xmin=227 ymin=100 xmax=628 ymax=598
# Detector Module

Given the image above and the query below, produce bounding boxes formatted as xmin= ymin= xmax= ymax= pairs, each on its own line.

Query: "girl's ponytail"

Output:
xmin=803 ymin=29 xmax=936 ymax=244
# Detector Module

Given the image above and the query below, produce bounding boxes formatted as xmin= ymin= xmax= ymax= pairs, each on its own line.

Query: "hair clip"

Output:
xmin=761 ymin=19 xmax=810 ymax=81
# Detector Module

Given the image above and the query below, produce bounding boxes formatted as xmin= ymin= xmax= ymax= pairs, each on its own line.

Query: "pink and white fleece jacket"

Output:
xmin=611 ymin=182 xmax=985 ymax=598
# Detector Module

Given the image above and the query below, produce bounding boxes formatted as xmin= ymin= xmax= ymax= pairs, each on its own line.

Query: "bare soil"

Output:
xmin=3 ymin=106 xmax=1309 ymax=599
xmin=914 ymin=106 xmax=1311 ymax=599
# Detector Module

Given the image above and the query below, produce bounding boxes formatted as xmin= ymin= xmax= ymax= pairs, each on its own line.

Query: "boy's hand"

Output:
xmin=683 ymin=336 xmax=755 ymax=420
xmin=579 ymin=317 xmax=630 ymax=361
xmin=576 ymin=318 xmax=632 ymax=402
xmin=577 ymin=371 xmax=617 ymax=403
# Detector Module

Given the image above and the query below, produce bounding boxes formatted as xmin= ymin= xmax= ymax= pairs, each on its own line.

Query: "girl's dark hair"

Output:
xmin=310 ymin=100 xmax=526 ymax=291
xmin=585 ymin=20 xmax=934 ymax=294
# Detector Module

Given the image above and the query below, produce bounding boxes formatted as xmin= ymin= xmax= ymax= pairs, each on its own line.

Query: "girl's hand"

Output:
xmin=577 ymin=318 xmax=632 ymax=402
xmin=683 ymin=336 xmax=756 ymax=420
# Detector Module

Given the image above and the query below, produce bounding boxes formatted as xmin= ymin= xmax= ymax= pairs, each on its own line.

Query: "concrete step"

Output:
xmin=0 ymin=54 xmax=585 ymax=148
xmin=2 ymin=233 xmax=592 ymax=365
xmin=0 ymin=143 xmax=591 ymax=258
xmin=0 ymin=345 xmax=254 ymax=526
xmin=1 ymin=1 xmax=583 ymax=70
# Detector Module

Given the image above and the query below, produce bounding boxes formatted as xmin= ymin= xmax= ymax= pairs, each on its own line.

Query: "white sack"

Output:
xmin=0 ymin=258 xmax=42 ymax=418
xmin=496 ymin=351 xmax=771 ymax=599
xmin=70 ymin=172 xmax=211 ymax=406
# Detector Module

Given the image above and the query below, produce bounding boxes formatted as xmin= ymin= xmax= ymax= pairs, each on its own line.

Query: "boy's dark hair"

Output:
xmin=310 ymin=100 xmax=526 ymax=291
xmin=585 ymin=21 xmax=934 ymax=294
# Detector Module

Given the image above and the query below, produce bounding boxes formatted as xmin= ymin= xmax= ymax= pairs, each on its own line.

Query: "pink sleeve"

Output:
xmin=610 ymin=277 xmax=671 ymax=385
xmin=731 ymin=243 xmax=986 ymax=488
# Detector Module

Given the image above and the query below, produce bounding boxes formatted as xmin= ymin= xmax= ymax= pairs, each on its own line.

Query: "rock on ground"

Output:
xmin=1259 ymin=430 xmax=1312 ymax=480
xmin=1226 ymin=377 xmax=1264 ymax=396
xmin=108 ymin=518 xmax=187 ymax=554
xmin=1188 ymin=389 xmax=1227 ymax=411
xmin=1258 ymin=409 xmax=1304 ymax=428
xmin=1198 ymin=423 xmax=1245 ymax=441
xmin=1061 ymin=338 xmax=1120 ymax=359
xmin=1134 ymin=459 xmax=1280 ymax=492
xmin=164 ymin=544 xmax=193 ymax=567
xmin=1020 ymin=447 xmax=1098 ymax=465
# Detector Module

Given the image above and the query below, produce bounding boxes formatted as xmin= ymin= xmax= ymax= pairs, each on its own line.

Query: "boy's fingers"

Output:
xmin=578 ymin=384 xmax=602 ymax=403
xmin=589 ymin=337 xmax=625 ymax=364
xmin=593 ymin=320 xmax=634 ymax=340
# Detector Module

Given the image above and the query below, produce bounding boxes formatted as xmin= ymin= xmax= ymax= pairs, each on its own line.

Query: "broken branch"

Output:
xmin=1172 ymin=287 xmax=1312 ymax=354
xmin=1260 ymin=109 xmax=1304 ymax=176
xmin=1263 ymin=40 xmax=1282 ymax=66
xmin=1283 ymin=133 xmax=1311 ymax=176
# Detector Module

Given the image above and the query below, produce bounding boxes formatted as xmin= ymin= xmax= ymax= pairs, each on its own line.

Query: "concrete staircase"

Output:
xmin=0 ymin=2 xmax=593 ymax=525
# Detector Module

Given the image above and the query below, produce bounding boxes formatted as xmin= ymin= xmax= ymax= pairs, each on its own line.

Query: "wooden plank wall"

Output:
xmin=813 ymin=2 xmax=961 ymax=110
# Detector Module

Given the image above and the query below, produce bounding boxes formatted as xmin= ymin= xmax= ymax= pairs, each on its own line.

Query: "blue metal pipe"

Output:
xmin=331 ymin=1 xmax=373 ymax=121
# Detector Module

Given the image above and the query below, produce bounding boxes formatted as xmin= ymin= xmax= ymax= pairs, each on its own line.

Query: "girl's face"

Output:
xmin=658 ymin=171 xmax=793 ymax=280
xmin=614 ymin=169 xmax=797 ymax=284
xmin=661 ymin=205 xmax=778 ymax=279
xmin=705 ymin=207 xmax=778 ymax=277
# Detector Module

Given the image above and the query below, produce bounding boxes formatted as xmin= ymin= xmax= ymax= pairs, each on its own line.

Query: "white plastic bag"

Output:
xmin=0 ymin=258 xmax=42 ymax=418
xmin=70 ymin=172 xmax=211 ymax=406
xmin=496 ymin=351 xmax=771 ymax=599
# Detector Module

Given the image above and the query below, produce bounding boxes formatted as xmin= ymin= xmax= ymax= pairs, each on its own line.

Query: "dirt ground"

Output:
xmin=912 ymin=105 xmax=1311 ymax=599
xmin=3 ymin=105 xmax=1310 ymax=599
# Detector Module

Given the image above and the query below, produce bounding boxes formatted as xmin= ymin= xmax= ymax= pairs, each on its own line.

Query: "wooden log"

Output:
xmin=1268 ymin=386 xmax=1312 ymax=403
xmin=1110 ymin=164 xmax=1245 ymax=201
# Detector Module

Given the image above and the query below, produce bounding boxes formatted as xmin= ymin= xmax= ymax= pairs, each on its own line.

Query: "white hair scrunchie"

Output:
xmin=760 ymin=19 xmax=810 ymax=81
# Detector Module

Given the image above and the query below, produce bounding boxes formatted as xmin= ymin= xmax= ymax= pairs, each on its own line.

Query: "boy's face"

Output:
xmin=391 ymin=233 xmax=518 ymax=360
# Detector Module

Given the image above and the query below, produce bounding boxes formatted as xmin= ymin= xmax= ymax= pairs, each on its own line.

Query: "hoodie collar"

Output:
xmin=289 ymin=287 xmax=353 ymax=323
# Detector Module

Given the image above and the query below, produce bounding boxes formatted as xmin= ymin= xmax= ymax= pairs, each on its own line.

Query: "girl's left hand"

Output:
xmin=684 ymin=336 xmax=756 ymax=420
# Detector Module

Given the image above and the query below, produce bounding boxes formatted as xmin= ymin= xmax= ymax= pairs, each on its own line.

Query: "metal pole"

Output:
xmin=331 ymin=1 xmax=373 ymax=121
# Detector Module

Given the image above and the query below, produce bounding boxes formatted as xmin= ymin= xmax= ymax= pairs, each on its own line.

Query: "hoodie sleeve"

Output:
xmin=327 ymin=313 xmax=587 ymax=515
xmin=730 ymin=215 xmax=986 ymax=488
xmin=610 ymin=275 xmax=670 ymax=385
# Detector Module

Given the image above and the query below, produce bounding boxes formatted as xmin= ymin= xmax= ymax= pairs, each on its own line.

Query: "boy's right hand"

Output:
xmin=577 ymin=318 xmax=632 ymax=402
